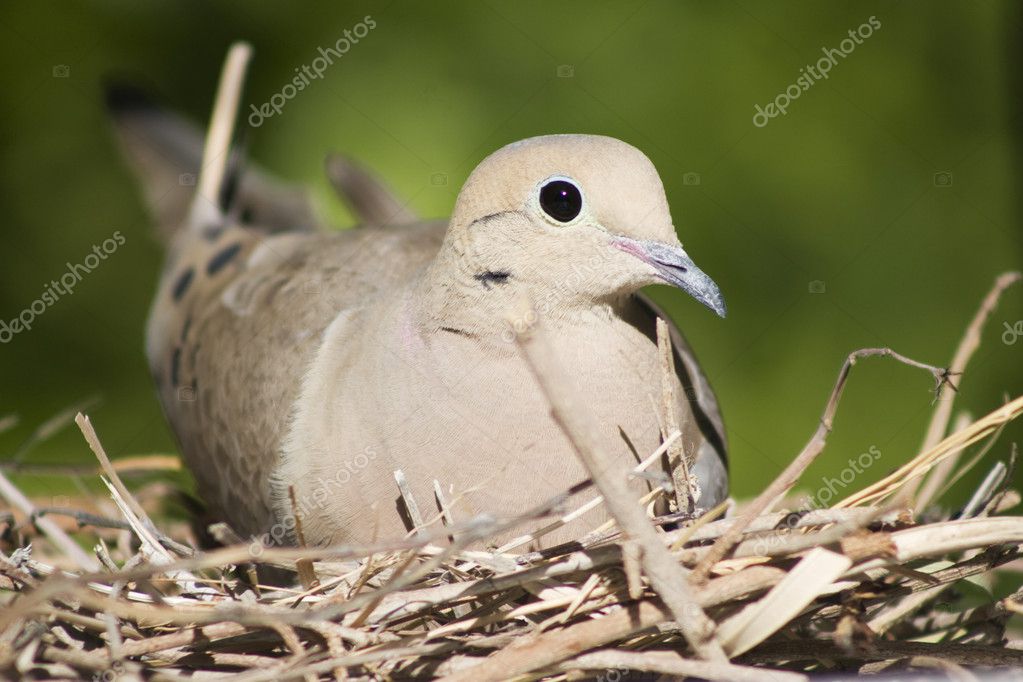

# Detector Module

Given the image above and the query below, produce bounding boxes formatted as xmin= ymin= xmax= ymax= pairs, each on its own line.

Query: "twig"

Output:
xmin=837 ymin=394 xmax=1023 ymax=508
xmin=867 ymin=582 xmax=950 ymax=635
xmin=76 ymin=413 xmax=217 ymax=599
xmin=742 ymin=640 xmax=1023 ymax=667
xmin=117 ymin=622 xmax=248 ymax=657
xmin=717 ymin=547 xmax=852 ymax=656
xmin=862 ymin=657 xmax=980 ymax=682
xmin=982 ymin=444 xmax=1017 ymax=517
xmin=509 ymin=300 xmax=725 ymax=662
xmin=75 ymin=414 xmax=152 ymax=532
xmin=288 ymin=486 xmax=319 ymax=590
xmin=4 ymin=278 xmax=1021 ymax=680
xmin=438 ymin=565 xmax=786 ymax=682
xmin=190 ymin=41 xmax=252 ymax=227
xmin=904 ymin=271 xmax=1021 ymax=506
xmin=0 ymin=469 xmax=98 ymax=571
xmin=930 ymin=417 xmax=1009 ymax=506
xmin=916 ymin=412 xmax=973 ymax=510
xmin=496 ymin=431 xmax=680 ymax=554
xmin=559 ymin=649 xmax=808 ymax=682
xmin=433 ymin=479 xmax=456 ymax=529
xmin=230 ymin=642 xmax=462 ymax=682
xmin=657 ymin=317 xmax=694 ymax=512
xmin=960 ymin=460 xmax=1008 ymax=518
xmin=883 ymin=516 xmax=1023 ymax=563
xmin=32 ymin=508 xmax=131 ymax=532
xmin=394 ymin=469 xmax=425 ymax=534
xmin=691 ymin=348 xmax=950 ymax=583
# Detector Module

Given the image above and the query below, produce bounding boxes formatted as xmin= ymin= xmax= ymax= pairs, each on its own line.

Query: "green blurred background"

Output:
xmin=1 ymin=1 xmax=1021 ymax=511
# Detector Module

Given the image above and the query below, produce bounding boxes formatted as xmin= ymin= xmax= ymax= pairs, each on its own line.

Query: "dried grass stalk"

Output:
xmin=2 ymin=271 xmax=1020 ymax=679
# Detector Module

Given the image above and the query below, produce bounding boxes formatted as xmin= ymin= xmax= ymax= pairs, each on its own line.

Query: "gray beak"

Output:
xmin=613 ymin=237 xmax=727 ymax=318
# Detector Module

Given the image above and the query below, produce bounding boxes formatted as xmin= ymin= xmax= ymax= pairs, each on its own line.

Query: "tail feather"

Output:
xmin=107 ymin=42 xmax=421 ymax=245
xmin=105 ymin=83 xmax=320 ymax=244
xmin=325 ymin=153 xmax=417 ymax=226
xmin=105 ymin=82 xmax=208 ymax=243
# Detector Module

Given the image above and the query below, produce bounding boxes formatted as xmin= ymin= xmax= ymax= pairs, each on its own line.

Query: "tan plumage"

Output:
xmin=109 ymin=48 xmax=728 ymax=549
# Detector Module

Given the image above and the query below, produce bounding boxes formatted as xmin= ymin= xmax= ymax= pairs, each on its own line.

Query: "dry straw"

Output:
xmin=1 ymin=42 xmax=1021 ymax=681
xmin=0 ymin=272 xmax=1020 ymax=680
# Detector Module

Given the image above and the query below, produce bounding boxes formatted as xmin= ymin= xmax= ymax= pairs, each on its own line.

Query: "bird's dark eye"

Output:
xmin=539 ymin=178 xmax=583 ymax=223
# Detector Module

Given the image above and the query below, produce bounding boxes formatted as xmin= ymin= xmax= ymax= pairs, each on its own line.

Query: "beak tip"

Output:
xmin=615 ymin=236 xmax=727 ymax=318
xmin=708 ymin=295 xmax=727 ymax=319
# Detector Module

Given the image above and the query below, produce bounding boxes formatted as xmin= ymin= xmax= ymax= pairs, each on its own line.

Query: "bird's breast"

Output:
xmin=278 ymin=307 xmax=669 ymax=548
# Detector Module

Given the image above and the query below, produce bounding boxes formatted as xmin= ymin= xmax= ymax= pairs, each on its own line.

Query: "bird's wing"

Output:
xmin=148 ymin=221 xmax=447 ymax=537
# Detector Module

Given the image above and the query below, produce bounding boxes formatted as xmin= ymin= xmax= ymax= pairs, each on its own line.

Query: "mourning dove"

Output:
xmin=108 ymin=45 xmax=728 ymax=549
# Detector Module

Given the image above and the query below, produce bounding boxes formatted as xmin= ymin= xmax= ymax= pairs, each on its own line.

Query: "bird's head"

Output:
xmin=440 ymin=134 xmax=725 ymax=317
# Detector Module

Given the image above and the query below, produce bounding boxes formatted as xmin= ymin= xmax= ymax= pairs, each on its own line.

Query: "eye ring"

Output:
xmin=537 ymin=175 xmax=584 ymax=224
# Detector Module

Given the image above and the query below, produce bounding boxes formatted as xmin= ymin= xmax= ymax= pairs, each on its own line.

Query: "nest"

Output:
xmin=1 ymin=274 xmax=1022 ymax=682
